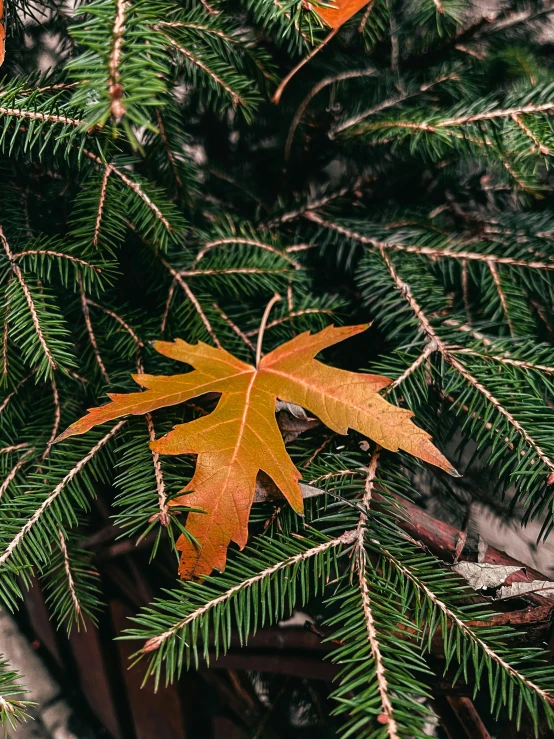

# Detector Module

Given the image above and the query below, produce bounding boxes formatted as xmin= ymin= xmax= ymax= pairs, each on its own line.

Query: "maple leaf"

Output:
xmin=314 ymin=0 xmax=373 ymax=29
xmin=56 ymin=325 xmax=457 ymax=579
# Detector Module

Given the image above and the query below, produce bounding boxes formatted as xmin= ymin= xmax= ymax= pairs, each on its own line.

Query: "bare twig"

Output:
xmin=272 ymin=29 xmax=339 ymax=105
xmin=256 ymin=293 xmax=282 ymax=367
xmin=94 ymin=166 xmax=111 ymax=247
xmin=43 ymin=378 xmax=61 ymax=459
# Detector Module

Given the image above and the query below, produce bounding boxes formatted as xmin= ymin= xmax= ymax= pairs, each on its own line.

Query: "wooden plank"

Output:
xmin=69 ymin=616 xmax=123 ymax=739
xmin=22 ymin=578 xmax=63 ymax=668
xmin=110 ymin=599 xmax=188 ymax=739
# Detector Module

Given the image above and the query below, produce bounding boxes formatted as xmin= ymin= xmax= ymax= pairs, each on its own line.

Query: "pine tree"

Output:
xmin=3 ymin=0 xmax=554 ymax=735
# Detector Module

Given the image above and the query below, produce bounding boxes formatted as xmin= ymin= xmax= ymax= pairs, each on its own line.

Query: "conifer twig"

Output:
xmin=161 ymin=259 xmax=222 ymax=348
xmin=141 ymin=530 xmax=357 ymax=654
xmin=0 ymin=421 xmax=127 ymax=569
xmin=78 ymin=276 xmax=110 ymax=384
xmin=0 ymin=227 xmax=57 ymax=372
xmin=57 ymin=527 xmax=82 ymax=621
xmin=380 ymin=249 xmax=554 ymax=474
xmin=305 ymin=212 xmax=554 ymax=271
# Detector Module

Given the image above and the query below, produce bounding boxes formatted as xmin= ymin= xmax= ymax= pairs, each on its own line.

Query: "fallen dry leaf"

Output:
xmin=57 ymin=324 xmax=457 ymax=579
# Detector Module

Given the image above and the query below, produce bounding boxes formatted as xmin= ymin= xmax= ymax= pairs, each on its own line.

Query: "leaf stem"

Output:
xmin=256 ymin=293 xmax=282 ymax=367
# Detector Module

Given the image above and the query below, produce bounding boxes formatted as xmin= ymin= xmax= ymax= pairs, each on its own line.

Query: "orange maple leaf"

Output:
xmin=56 ymin=325 xmax=457 ymax=579
xmin=314 ymin=0 xmax=373 ymax=29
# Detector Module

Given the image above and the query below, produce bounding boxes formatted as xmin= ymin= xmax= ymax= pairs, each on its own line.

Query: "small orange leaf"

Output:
xmin=57 ymin=325 xmax=457 ymax=579
xmin=314 ymin=0 xmax=373 ymax=29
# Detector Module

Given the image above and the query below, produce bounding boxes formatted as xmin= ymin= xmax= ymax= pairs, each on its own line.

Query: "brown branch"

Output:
xmin=285 ymin=69 xmax=376 ymax=161
xmin=0 ymin=443 xmax=29 ymax=455
xmin=78 ymin=276 xmax=110 ymax=384
xmin=0 ymin=227 xmax=56 ymax=372
xmin=2 ymin=289 xmax=8 ymax=376
xmin=0 ymin=106 xmax=84 ymax=126
xmin=381 ymin=544 xmax=554 ymax=708
xmin=108 ymin=0 xmax=127 ymax=121
xmin=352 ymin=448 xmax=399 ymax=738
xmin=358 ymin=0 xmax=376 ymax=32
xmin=243 ymin=308 xmax=333 ymax=337
xmin=142 ymin=530 xmax=357 ymax=653
xmin=438 ymin=102 xmax=554 ymax=128
xmin=385 ymin=341 xmax=438 ymax=392
xmin=155 ymin=110 xmax=182 ymax=188
xmin=180 ymin=268 xmax=291 ymax=277
xmin=0 ymin=372 xmax=34 ymax=415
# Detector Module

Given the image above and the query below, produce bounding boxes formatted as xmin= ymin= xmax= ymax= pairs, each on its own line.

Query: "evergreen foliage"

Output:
xmin=3 ymin=0 xmax=554 ymax=734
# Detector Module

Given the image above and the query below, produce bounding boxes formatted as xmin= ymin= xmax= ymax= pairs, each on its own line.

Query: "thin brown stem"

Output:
xmin=256 ymin=293 xmax=282 ymax=367
xmin=160 ymin=280 xmax=176 ymax=333
xmin=82 ymin=149 xmax=173 ymax=233
xmin=43 ymin=378 xmax=61 ymax=459
xmin=212 ymin=303 xmax=255 ymax=353
xmin=194 ymin=238 xmax=302 ymax=269
xmin=285 ymin=69 xmax=376 ymax=161
xmin=58 ymin=527 xmax=82 ymax=621
xmin=272 ymin=29 xmax=339 ymax=105
xmin=244 ymin=308 xmax=333 ymax=337
xmin=86 ymin=299 xmax=143 ymax=348
xmin=79 ymin=276 xmax=110 ymax=384
xmin=145 ymin=414 xmax=169 ymax=526
xmin=11 ymin=250 xmax=102 ymax=273
xmin=488 ymin=261 xmax=514 ymax=335
xmin=162 ymin=33 xmax=245 ymax=107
